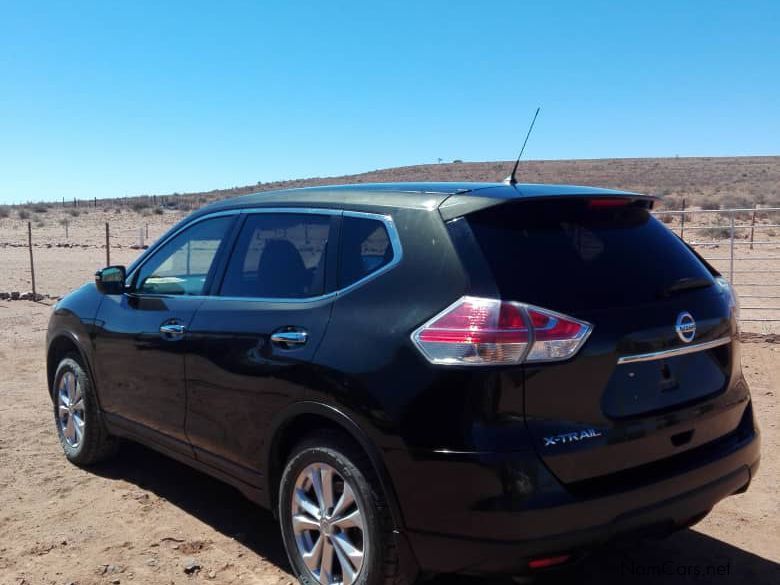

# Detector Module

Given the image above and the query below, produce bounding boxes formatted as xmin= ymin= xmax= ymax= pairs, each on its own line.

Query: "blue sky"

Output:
xmin=0 ymin=0 xmax=778 ymax=203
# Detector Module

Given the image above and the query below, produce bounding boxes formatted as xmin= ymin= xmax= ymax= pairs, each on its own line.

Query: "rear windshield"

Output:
xmin=451 ymin=199 xmax=715 ymax=312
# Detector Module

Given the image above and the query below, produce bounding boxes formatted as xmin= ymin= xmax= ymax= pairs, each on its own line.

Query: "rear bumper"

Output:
xmin=385 ymin=421 xmax=759 ymax=575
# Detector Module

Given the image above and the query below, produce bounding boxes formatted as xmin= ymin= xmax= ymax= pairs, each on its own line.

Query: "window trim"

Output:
xmin=126 ymin=207 xmax=403 ymax=303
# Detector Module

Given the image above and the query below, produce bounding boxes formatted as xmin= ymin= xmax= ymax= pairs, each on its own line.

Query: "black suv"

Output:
xmin=47 ymin=182 xmax=760 ymax=584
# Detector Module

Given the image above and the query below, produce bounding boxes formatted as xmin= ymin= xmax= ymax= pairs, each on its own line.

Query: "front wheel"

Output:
xmin=278 ymin=433 xmax=400 ymax=585
xmin=53 ymin=355 xmax=118 ymax=465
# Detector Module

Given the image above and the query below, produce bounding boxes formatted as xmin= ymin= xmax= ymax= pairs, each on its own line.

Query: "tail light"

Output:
xmin=715 ymin=276 xmax=739 ymax=314
xmin=411 ymin=296 xmax=592 ymax=366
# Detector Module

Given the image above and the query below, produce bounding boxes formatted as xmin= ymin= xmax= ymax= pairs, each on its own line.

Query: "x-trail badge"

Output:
xmin=675 ymin=312 xmax=696 ymax=343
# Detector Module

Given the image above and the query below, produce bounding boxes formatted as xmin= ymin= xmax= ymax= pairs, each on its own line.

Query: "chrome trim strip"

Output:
xmin=126 ymin=207 xmax=403 ymax=303
xmin=616 ymin=336 xmax=731 ymax=365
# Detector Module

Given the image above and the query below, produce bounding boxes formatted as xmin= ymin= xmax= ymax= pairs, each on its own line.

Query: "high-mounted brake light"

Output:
xmin=587 ymin=198 xmax=630 ymax=208
xmin=412 ymin=296 xmax=592 ymax=366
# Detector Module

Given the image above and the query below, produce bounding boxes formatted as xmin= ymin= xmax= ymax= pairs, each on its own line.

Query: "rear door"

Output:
xmin=184 ymin=210 xmax=338 ymax=483
xmin=453 ymin=198 xmax=747 ymax=485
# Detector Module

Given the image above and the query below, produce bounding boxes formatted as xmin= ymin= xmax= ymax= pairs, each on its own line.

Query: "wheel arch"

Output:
xmin=264 ymin=401 xmax=405 ymax=531
xmin=46 ymin=332 xmax=93 ymax=401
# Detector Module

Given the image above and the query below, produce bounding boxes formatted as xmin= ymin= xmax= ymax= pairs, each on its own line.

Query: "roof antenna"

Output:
xmin=504 ymin=106 xmax=541 ymax=185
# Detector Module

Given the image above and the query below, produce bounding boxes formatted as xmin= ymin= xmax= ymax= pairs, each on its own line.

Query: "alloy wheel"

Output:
xmin=291 ymin=462 xmax=366 ymax=585
xmin=57 ymin=370 xmax=85 ymax=448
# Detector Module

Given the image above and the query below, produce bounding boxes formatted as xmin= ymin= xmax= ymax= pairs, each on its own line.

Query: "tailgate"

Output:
xmin=450 ymin=197 xmax=748 ymax=484
xmin=523 ymin=292 xmax=748 ymax=484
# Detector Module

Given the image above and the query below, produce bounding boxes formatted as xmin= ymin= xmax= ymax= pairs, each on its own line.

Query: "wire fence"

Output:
xmin=2 ymin=205 xmax=779 ymax=331
xmin=653 ymin=206 xmax=780 ymax=330
xmin=0 ymin=210 xmax=183 ymax=300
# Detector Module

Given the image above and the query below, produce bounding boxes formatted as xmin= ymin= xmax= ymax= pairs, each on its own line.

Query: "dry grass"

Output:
xmin=6 ymin=156 xmax=780 ymax=214
xmin=178 ymin=155 xmax=780 ymax=211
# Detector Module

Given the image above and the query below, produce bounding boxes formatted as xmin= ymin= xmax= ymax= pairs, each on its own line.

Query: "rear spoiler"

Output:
xmin=438 ymin=184 xmax=656 ymax=221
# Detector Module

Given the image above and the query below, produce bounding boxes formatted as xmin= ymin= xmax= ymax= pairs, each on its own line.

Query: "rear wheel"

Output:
xmin=279 ymin=433 xmax=400 ymax=585
xmin=53 ymin=355 xmax=118 ymax=465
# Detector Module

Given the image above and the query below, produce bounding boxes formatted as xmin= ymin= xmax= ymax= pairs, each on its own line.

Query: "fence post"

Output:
xmin=680 ymin=198 xmax=686 ymax=240
xmin=28 ymin=222 xmax=36 ymax=299
xmin=729 ymin=211 xmax=735 ymax=283
xmin=145 ymin=223 xmax=149 ymax=240
xmin=105 ymin=222 xmax=111 ymax=266
xmin=749 ymin=204 xmax=757 ymax=250
xmin=64 ymin=219 xmax=69 ymax=240
xmin=139 ymin=226 xmax=145 ymax=248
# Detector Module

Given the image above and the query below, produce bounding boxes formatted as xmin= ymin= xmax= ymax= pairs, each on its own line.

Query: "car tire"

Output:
xmin=279 ymin=431 xmax=403 ymax=585
xmin=53 ymin=354 xmax=119 ymax=466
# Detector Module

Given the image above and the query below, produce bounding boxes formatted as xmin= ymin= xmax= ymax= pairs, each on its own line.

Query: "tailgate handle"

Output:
xmin=671 ymin=430 xmax=694 ymax=447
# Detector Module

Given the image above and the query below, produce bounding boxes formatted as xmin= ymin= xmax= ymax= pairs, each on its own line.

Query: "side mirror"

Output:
xmin=95 ymin=265 xmax=127 ymax=295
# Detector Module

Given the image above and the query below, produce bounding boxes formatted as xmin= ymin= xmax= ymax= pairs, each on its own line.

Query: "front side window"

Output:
xmin=134 ymin=216 xmax=233 ymax=296
xmin=220 ymin=213 xmax=331 ymax=298
xmin=338 ymin=216 xmax=393 ymax=288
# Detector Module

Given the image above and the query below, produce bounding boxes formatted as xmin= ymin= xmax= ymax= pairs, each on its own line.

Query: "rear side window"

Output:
xmin=338 ymin=216 xmax=393 ymax=288
xmin=453 ymin=199 xmax=714 ymax=312
xmin=220 ymin=213 xmax=331 ymax=298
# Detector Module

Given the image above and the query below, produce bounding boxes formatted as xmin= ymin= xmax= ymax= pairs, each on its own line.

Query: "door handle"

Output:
xmin=160 ymin=322 xmax=186 ymax=341
xmin=270 ymin=329 xmax=308 ymax=348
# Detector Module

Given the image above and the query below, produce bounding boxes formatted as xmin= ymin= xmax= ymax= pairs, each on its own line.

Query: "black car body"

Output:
xmin=47 ymin=182 xmax=760 ymax=582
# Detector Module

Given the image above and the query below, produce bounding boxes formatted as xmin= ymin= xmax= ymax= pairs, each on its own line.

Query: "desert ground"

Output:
xmin=0 ymin=301 xmax=777 ymax=585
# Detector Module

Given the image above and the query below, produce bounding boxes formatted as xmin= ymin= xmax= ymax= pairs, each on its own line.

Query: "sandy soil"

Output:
xmin=0 ymin=301 xmax=777 ymax=585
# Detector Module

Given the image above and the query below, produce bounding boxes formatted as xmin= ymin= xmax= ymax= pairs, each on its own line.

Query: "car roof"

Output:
xmin=130 ymin=182 xmax=651 ymax=274
xmin=197 ymin=182 xmax=645 ymax=218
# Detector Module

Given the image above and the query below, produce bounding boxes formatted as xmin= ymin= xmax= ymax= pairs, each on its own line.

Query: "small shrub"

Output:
xmin=698 ymin=196 xmax=720 ymax=210
xmin=720 ymin=195 xmax=753 ymax=219
xmin=701 ymin=226 xmax=732 ymax=240
xmin=153 ymin=207 xmax=164 ymax=215
xmin=0 ymin=206 xmax=9 ymax=218
xmin=32 ymin=204 xmax=48 ymax=213
xmin=35 ymin=220 xmax=45 ymax=228
xmin=18 ymin=209 xmax=31 ymax=220
xmin=660 ymin=196 xmax=684 ymax=211
xmin=67 ymin=208 xmax=80 ymax=217
xmin=131 ymin=200 xmax=150 ymax=212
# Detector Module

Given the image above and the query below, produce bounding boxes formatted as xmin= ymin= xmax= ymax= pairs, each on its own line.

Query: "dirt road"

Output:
xmin=0 ymin=301 xmax=777 ymax=585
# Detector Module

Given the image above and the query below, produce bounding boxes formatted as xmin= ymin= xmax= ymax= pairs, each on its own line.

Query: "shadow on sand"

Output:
xmin=94 ymin=441 xmax=779 ymax=585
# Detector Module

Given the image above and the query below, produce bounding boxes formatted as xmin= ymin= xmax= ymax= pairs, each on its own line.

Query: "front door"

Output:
xmin=94 ymin=215 xmax=235 ymax=452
